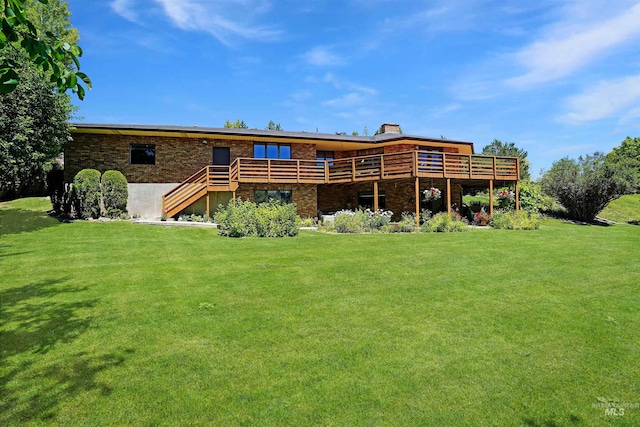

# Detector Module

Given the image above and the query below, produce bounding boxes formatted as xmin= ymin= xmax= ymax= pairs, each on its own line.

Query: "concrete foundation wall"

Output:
xmin=128 ymin=183 xmax=178 ymax=219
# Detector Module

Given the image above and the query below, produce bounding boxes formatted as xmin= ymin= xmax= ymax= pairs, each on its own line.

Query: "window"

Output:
xmin=358 ymin=191 xmax=385 ymax=210
xmin=254 ymin=143 xmax=291 ymax=159
xmin=316 ymin=150 xmax=334 ymax=166
xmin=316 ymin=150 xmax=334 ymax=161
xmin=254 ymin=190 xmax=293 ymax=204
xmin=130 ymin=144 xmax=156 ymax=165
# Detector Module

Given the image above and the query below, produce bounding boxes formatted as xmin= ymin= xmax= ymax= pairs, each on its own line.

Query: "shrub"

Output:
xmin=73 ymin=169 xmax=102 ymax=219
xmin=299 ymin=217 xmax=317 ymax=227
xmin=214 ymin=199 xmax=257 ymax=237
xmin=422 ymin=212 xmax=468 ymax=232
xmin=517 ymin=181 xmax=553 ymax=213
xmin=101 ymin=170 xmax=128 ymax=218
xmin=491 ymin=210 xmax=541 ymax=230
xmin=334 ymin=209 xmax=366 ymax=233
xmin=333 ymin=209 xmax=393 ymax=233
xmin=255 ymin=201 xmax=299 ymax=237
xmin=398 ymin=212 xmax=417 ymax=232
xmin=539 ymin=153 xmax=627 ymax=222
xmin=367 ymin=209 xmax=393 ymax=229
xmin=214 ymin=199 xmax=299 ymax=237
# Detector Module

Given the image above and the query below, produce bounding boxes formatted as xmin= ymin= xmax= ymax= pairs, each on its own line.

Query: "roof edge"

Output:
xmin=70 ymin=122 xmax=475 ymax=146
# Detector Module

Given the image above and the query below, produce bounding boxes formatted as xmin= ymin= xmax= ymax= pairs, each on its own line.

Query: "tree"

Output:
xmin=0 ymin=51 xmax=72 ymax=198
xmin=266 ymin=120 xmax=282 ymax=131
xmin=539 ymin=152 xmax=627 ymax=222
xmin=1 ymin=0 xmax=90 ymax=99
xmin=0 ymin=0 xmax=78 ymax=199
xmin=482 ymin=139 xmax=530 ymax=181
xmin=606 ymin=136 xmax=640 ymax=193
xmin=224 ymin=119 xmax=248 ymax=129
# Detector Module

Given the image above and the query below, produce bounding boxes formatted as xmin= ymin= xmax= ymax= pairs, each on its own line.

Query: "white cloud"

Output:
xmin=431 ymin=103 xmax=463 ymax=117
xmin=559 ymin=75 xmax=640 ymax=124
xmin=303 ymin=47 xmax=345 ymax=67
xmin=111 ymin=0 xmax=138 ymax=22
xmin=154 ymin=0 xmax=281 ymax=45
xmin=506 ymin=2 xmax=640 ymax=88
xmin=323 ymin=92 xmax=365 ymax=108
xmin=111 ymin=0 xmax=280 ymax=46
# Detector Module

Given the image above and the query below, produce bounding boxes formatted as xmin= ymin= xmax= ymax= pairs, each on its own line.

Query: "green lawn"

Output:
xmin=599 ymin=194 xmax=640 ymax=224
xmin=1 ymin=198 xmax=639 ymax=426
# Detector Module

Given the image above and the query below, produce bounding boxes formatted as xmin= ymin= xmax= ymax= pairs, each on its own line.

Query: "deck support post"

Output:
xmin=415 ymin=176 xmax=420 ymax=228
xmin=373 ymin=181 xmax=379 ymax=212
xmin=489 ymin=180 xmax=494 ymax=216
xmin=446 ymin=178 xmax=451 ymax=215
xmin=232 ymin=191 xmax=236 ymax=206
xmin=515 ymin=181 xmax=520 ymax=212
xmin=206 ymin=192 xmax=210 ymax=219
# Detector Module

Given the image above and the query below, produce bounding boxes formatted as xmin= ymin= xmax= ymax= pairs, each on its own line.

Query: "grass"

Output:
xmin=599 ymin=194 xmax=640 ymax=224
xmin=1 ymin=197 xmax=640 ymax=426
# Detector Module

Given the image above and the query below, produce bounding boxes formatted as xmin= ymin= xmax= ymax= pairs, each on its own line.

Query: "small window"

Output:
xmin=254 ymin=143 xmax=291 ymax=159
xmin=358 ymin=191 xmax=385 ymax=210
xmin=130 ymin=144 xmax=156 ymax=165
xmin=316 ymin=150 xmax=334 ymax=167
xmin=254 ymin=190 xmax=292 ymax=204
xmin=316 ymin=150 xmax=334 ymax=160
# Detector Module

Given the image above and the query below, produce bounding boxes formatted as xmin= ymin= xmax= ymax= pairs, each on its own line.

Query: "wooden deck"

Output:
xmin=162 ymin=150 xmax=519 ymax=217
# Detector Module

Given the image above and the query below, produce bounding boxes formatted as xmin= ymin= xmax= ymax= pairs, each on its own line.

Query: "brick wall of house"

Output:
xmin=66 ymin=133 xmax=317 ymax=183
xmin=384 ymin=144 xmax=417 ymax=154
xmin=66 ymin=133 xmax=246 ymax=183
xmin=235 ymin=184 xmax=318 ymax=218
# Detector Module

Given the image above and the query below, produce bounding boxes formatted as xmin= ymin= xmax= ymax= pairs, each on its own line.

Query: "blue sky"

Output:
xmin=67 ymin=0 xmax=640 ymax=177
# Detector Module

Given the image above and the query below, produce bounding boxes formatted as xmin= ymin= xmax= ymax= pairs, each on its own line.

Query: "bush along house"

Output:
xmin=65 ymin=123 xmax=521 ymax=222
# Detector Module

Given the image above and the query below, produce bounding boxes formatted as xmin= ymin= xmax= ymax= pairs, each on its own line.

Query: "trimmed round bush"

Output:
xmin=73 ymin=169 xmax=102 ymax=219
xmin=102 ymin=170 xmax=128 ymax=218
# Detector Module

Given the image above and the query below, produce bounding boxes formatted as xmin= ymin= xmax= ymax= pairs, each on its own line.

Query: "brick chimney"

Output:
xmin=380 ymin=123 xmax=400 ymax=134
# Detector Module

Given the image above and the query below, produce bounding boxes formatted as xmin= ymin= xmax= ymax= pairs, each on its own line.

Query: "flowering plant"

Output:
xmin=423 ymin=187 xmax=442 ymax=201
xmin=498 ymin=189 xmax=515 ymax=201
xmin=473 ymin=209 xmax=491 ymax=224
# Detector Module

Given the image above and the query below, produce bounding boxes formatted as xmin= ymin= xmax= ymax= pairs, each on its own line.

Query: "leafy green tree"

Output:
xmin=224 ymin=119 xmax=248 ymax=129
xmin=0 ymin=51 xmax=72 ymax=198
xmin=266 ymin=120 xmax=282 ymax=131
xmin=0 ymin=0 xmax=91 ymax=98
xmin=539 ymin=152 xmax=627 ymax=222
xmin=482 ymin=139 xmax=530 ymax=181
xmin=1 ymin=0 xmax=79 ymax=199
xmin=351 ymin=131 xmax=359 ymax=136
xmin=606 ymin=136 xmax=640 ymax=193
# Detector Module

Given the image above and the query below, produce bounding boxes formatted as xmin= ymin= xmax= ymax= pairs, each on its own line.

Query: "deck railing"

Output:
xmin=162 ymin=151 xmax=519 ymax=215
xmin=230 ymin=150 xmax=519 ymax=183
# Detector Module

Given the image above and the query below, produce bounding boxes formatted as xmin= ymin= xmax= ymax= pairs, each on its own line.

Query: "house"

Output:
xmin=65 ymin=123 xmax=520 ymax=221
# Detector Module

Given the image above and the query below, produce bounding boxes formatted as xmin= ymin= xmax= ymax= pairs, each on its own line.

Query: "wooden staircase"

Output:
xmin=162 ymin=166 xmax=238 ymax=218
